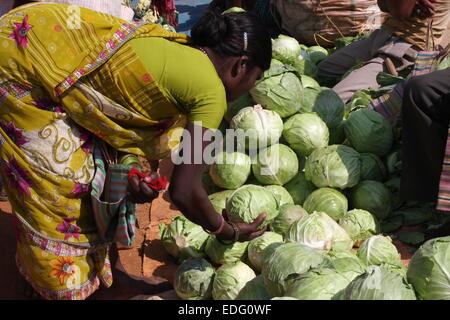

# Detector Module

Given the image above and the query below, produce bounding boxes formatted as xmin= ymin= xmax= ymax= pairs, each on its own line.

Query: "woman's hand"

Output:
xmin=127 ymin=173 xmax=159 ymax=204
xmin=218 ymin=210 xmax=268 ymax=242
xmin=377 ymin=0 xmax=389 ymax=13
xmin=383 ymin=0 xmax=434 ymax=19
xmin=233 ymin=213 xmax=268 ymax=242
xmin=413 ymin=0 xmax=437 ymax=19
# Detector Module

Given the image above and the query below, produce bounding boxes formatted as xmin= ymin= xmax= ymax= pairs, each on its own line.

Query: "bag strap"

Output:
xmin=426 ymin=19 xmax=436 ymax=51
xmin=98 ymin=140 xmax=118 ymax=166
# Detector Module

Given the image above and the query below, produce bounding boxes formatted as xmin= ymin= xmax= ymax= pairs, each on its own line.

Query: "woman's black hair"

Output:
xmin=190 ymin=9 xmax=272 ymax=71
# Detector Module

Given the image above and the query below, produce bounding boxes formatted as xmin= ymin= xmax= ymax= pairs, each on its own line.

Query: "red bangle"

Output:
xmin=204 ymin=215 xmax=225 ymax=235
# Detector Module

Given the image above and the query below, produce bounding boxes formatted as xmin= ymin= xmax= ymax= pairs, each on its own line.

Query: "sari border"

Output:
xmin=14 ymin=212 xmax=111 ymax=256
xmin=55 ymin=20 xmax=149 ymax=97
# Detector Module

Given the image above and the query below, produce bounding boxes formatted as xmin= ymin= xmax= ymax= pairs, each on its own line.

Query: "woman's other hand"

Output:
xmin=127 ymin=174 xmax=159 ymax=204
xmin=413 ymin=0 xmax=437 ymax=19
xmin=384 ymin=0 xmax=435 ymax=19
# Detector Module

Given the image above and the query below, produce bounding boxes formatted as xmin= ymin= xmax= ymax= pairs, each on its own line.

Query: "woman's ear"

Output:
xmin=231 ymin=56 xmax=250 ymax=79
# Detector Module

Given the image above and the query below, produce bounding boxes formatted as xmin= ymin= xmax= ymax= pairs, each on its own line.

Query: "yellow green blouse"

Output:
xmin=130 ymin=37 xmax=227 ymax=130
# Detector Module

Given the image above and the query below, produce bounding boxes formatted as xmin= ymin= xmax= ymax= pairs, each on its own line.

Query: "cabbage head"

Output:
xmin=263 ymin=58 xmax=296 ymax=78
xmin=360 ymin=153 xmax=387 ymax=182
xmin=264 ymin=185 xmax=294 ymax=206
xmin=250 ymin=72 xmax=303 ymax=118
xmin=284 ymin=172 xmax=317 ymax=205
xmin=236 ymin=275 xmax=273 ymax=300
xmin=212 ymin=261 xmax=256 ymax=300
xmin=323 ymin=249 xmax=367 ymax=281
xmin=341 ymin=266 xmax=416 ymax=300
xmin=272 ymin=35 xmax=302 ymax=64
xmin=345 ymin=90 xmax=372 ymax=118
xmin=248 ymin=231 xmax=284 ymax=272
xmin=209 ymin=152 xmax=251 ymax=189
xmin=285 ymin=267 xmax=352 ymax=300
xmin=286 ymin=212 xmax=353 ymax=251
xmin=261 ymin=242 xmax=325 ymax=296
xmin=338 ymin=209 xmax=380 ymax=246
xmin=230 ymin=105 xmax=283 ymax=150
xmin=298 ymin=88 xmax=345 ymax=128
xmin=357 ymin=235 xmax=403 ymax=268
xmin=225 ymin=92 xmax=254 ymax=122
xmin=158 ymin=216 xmax=210 ymax=262
xmin=344 ymin=109 xmax=393 ymax=156
xmin=303 ymin=188 xmax=348 ymax=221
xmin=290 ymin=52 xmax=318 ymax=77
xmin=271 ymin=204 xmax=308 ymax=237
xmin=252 ymin=144 xmax=299 ymax=185
xmin=350 ymin=180 xmax=392 ymax=220
xmin=307 ymin=46 xmax=329 ymax=64
xmin=407 ymin=236 xmax=450 ymax=300
xmin=205 ymin=236 xmax=249 ymax=265
xmin=202 ymin=169 xmax=223 ymax=195
xmin=208 ymin=190 xmax=235 ymax=213
xmin=312 ymin=88 xmax=345 ymax=128
xmin=300 ymin=75 xmax=320 ymax=89
xmin=260 ymin=242 xmax=285 ymax=266
xmin=304 ymin=145 xmax=361 ymax=189
xmin=282 ymin=113 xmax=329 ymax=156
xmin=329 ymin=121 xmax=346 ymax=145
xmin=222 ymin=7 xmax=246 ymax=14
xmin=174 ymin=258 xmax=215 ymax=300
xmin=226 ymin=185 xmax=280 ymax=228
xmin=300 ymin=87 xmax=321 ymax=113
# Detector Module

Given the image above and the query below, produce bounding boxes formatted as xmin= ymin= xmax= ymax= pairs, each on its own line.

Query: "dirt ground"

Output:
xmin=0 ymin=157 xmax=418 ymax=299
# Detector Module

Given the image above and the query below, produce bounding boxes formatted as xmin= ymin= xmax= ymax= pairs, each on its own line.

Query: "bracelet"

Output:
xmin=215 ymin=221 xmax=239 ymax=245
xmin=203 ymin=214 xmax=225 ymax=235
xmin=120 ymin=154 xmax=142 ymax=167
xmin=227 ymin=221 xmax=240 ymax=243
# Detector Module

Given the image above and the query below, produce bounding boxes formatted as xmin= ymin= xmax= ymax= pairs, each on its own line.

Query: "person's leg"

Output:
xmin=401 ymin=68 xmax=450 ymax=203
xmin=317 ymin=35 xmax=374 ymax=80
xmin=317 ymin=28 xmax=393 ymax=80
xmin=317 ymin=29 xmax=393 ymax=102
xmin=330 ymin=56 xmax=387 ymax=103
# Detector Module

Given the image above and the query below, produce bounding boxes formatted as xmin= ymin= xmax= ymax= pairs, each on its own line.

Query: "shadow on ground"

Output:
xmin=143 ymin=238 xmax=179 ymax=284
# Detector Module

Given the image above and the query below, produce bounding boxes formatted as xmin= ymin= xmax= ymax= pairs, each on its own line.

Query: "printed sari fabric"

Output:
xmin=0 ymin=2 xmax=189 ymax=299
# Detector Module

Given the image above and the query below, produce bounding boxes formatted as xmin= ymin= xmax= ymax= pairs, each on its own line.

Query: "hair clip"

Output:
xmin=243 ymin=32 xmax=248 ymax=52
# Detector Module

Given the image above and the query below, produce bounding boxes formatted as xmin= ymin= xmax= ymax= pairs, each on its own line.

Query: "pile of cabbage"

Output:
xmin=158 ymin=33 xmax=449 ymax=301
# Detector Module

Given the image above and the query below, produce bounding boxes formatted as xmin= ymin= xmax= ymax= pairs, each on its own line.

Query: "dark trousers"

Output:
xmin=401 ymin=68 xmax=450 ymax=202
